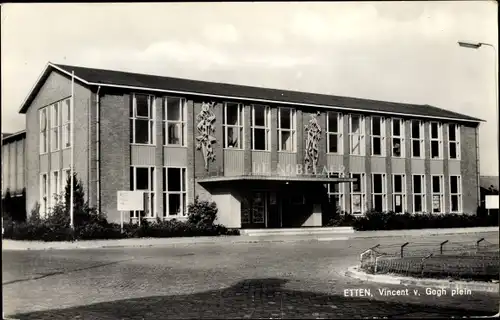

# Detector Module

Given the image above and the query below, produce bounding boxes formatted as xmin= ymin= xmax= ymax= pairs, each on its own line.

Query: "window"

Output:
xmin=61 ymin=168 xmax=71 ymax=203
xmin=51 ymin=170 xmax=60 ymax=205
xmin=130 ymin=94 xmax=155 ymax=144
xmin=372 ymin=173 xmax=387 ymax=212
xmin=39 ymin=108 xmax=48 ymax=154
xmin=391 ymin=118 xmax=405 ymax=157
xmin=327 ymin=172 xmax=344 ymax=212
xmin=371 ymin=117 xmax=385 ymax=156
xmin=163 ymin=167 xmax=187 ymax=217
xmin=62 ymin=98 xmax=72 ymax=148
xmin=411 ymin=120 xmax=424 ymax=158
xmin=223 ymin=103 xmax=244 ymax=149
xmin=430 ymin=122 xmax=443 ymax=159
xmin=50 ymin=102 xmax=60 ymax=151
xmin=251 ymin=105 xmax=271 ymax=151
xmin=40 ymin=173 xmax=48 ymax=218
xmin=450 ymin=175 xmax=462 ymax=213
xmin=327 ymin=112 xmax=343 ymax=154
xmin=350 ymin=173 xmax=366 ymax=214
xmin=163 ymin=97 xmax=186 ymax=146
xmin=431 ymin=175 xmax=444 ymax=213
xmin=130 ymin=166 xmax=156 ymax=219
xmin=448 ymin=124 xmax=461 ymax=160
xmin=412 ymin=175 xmax=426 ymax=213
xmin=349 ymin=115 xmax=365 ymax=155
xmin=392 ymin=174 xmax=406 ymax=213
xmin=278 ymin=107 xmax=296 ymax=152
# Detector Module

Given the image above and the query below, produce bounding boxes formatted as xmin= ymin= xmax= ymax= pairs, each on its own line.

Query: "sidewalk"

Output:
xmin=2 ymin=226 xmax=498 ymax=251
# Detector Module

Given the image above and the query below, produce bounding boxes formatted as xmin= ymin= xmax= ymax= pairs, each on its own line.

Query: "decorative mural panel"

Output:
xmin=304 ymin=112 xmax=322 ymax=174
xmin=195 ymin=102 xmax=217 ymax=170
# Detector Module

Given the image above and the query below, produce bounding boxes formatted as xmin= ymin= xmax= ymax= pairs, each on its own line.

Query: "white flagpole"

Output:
xmin=70 ymin=71 xmax=75 ymax=230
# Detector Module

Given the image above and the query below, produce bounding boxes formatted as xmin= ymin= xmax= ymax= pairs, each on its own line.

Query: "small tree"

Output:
xmin=187 ymin=196 xmax=218 ymax=227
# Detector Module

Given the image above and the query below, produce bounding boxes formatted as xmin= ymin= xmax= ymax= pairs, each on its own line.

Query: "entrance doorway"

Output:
xmin=241 ymin=191 xmax=268 ymax=228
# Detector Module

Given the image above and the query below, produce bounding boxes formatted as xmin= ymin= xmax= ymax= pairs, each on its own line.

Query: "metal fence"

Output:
xmin=360 ymin=238 xmax=499 ymax=281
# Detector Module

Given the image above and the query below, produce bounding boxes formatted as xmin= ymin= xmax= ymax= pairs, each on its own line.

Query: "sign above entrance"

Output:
xmin=117 ymin=191 xmax=144 ymax=211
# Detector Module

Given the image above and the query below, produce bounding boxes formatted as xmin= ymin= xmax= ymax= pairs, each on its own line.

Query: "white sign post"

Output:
xmin=117 ymin=191 xmax=144 ymax=233
xmin=485 ymin=195 xmax=499 ymax=215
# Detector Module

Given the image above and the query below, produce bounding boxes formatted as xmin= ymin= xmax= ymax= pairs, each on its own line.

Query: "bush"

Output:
xmin=325 ymin=212 xmax=357 ymax=227
xmin=187 ymin=196 xmax=218 ymax=227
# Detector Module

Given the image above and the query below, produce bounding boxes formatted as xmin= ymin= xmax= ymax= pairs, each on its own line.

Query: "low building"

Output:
xmin=2 ymin=130 xmax=26 ymax=197
xmin=14 ymin=62 xmax=483 ymax=228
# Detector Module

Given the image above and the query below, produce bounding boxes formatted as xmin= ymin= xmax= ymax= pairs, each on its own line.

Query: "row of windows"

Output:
xmin=39 ymin=169 xmax=71 ymax=217
xmin=326 ymin=173 xmax=463 ymax=214
xmin=39 ymin=98 xmax=72 ymax=154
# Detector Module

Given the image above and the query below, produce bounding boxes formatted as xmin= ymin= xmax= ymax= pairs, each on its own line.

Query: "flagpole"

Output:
xmin=70 ymin=71 xmax=75 ymax=230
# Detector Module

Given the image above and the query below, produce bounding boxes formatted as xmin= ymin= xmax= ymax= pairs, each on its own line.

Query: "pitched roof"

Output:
xmin=2 ymin=130 xmax=26 ymax=144
xmin=480 ymin=176 xmax=499 ymax=190
xmin=20 ymin=62 xmax=484 ymax=123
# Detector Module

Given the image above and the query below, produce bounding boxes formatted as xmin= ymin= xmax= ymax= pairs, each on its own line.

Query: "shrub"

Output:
xmin=325 ymin=212 xmax=357 ymax=227
xmin=187 ymin=196 xmax=218 ymax=227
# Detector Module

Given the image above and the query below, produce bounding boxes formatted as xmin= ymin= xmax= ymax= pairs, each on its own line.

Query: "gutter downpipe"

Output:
xmin=96 ymin=86 xmax=101 ymax=213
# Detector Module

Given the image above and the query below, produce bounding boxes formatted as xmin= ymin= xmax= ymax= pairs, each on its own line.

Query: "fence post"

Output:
xmin=476 ymin=238 xmax=485 ymax=253
xmin=440 ymin=240 xmax=448 ymax=255
xmin=421 ymin=253 xmax=433 ymax=276
xmin=401 ymin=242 xmax=409 ymax=258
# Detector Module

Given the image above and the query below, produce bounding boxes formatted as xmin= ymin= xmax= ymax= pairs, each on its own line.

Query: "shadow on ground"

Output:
xmin=10 ymin=278 xmax=497 ymax=319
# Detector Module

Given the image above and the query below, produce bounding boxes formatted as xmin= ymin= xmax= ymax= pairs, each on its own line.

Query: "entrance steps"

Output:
xmin=239 ymin=227 xmax=354 ymax=236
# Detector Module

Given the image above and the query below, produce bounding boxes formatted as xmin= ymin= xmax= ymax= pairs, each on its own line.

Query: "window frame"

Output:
xmin=431 ymin=174 xmax=444 ymax=213
xmin=40 ymin=173 xmax=49 ymax=218
xmin=326 ymin=172 xmax=345 ymax=212
xmin=251 ymin=104 xmax=271 ymax=151
xmin=371 ymin=117 xmax=386 ymax=156
xmin=163 ymin=166 xmax=188 ymax=218
xmin=371 ymin=173 xmax=387 ymax=212
xmin=50 ymin=102 xmax=60 ymax=152
xmin=277 ymin=107 xmax=296 ymax=152
xmin=39 ymin=107 xmax=48 ymax=154
xmin=223 ymin=102 xmax=244 ymax=149
xmin=391 ymin=118 xmax=405 ymax=158
xmin=61 ymin=168 xmax=71 ymax=204
xmin=430 ymin=122 xmax=443 ymax=159
xmin=448 ymin=124 xmax=461 ymax=160
xmin=412 ymin=174 xmax=426 ymax=213
xmin=392 ymin=174 xmax=406 ymax=213
xmin=130 ymin=166 xmax=156 ymax=219
xmin=350 ymin=172 xmax=366 ymax=215
xmin=50 ymin=170 xmax=61 ymax=206
xmin=130 ymin=94 xmax=156 ymax=145
xmin=449 ymin=175 xmax=463 ymax=213
xmin=349 ymin=114 xmax=365 ymax=156
xmin=163 ymin=96 xmax=187 ymax=147
xmin=410 ymin=120 xmax=424 ymax=159
xmin=61 ymin=98 xmax=72 ymax=149
xmin=326 ymin=111 xmax=343 ymax=154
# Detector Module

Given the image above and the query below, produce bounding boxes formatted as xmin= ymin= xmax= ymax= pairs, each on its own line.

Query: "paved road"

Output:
xmin=3 ymin=232 xmax=499 ymax=319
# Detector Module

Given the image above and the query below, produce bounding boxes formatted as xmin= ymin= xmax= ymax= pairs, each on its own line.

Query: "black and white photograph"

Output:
xmin=1 ymin=1 xmax=499 ymax=318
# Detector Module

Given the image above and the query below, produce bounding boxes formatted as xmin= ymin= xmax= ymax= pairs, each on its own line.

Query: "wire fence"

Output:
xmin=359 ymin=238 xmax=499 ymax=282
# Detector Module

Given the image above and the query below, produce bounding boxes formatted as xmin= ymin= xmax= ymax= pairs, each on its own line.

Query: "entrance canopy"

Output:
xmin=197 ymin=174 xmax=357 ymax=184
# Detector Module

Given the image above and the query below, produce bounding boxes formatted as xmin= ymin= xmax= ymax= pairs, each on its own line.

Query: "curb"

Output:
xmin=345 ymin=266 xmax=499 ymax=293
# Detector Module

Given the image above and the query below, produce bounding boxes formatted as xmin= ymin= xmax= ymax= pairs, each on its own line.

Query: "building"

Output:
xmin=2 ymin=130 xmax=26 ymax=197
xmin=479 ymin=176 xmax=499 ymax=215
xmin=12 ymin=62 xmax=483 ymax=228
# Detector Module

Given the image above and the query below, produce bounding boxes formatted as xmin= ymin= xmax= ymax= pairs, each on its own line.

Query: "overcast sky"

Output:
xmin=1 ymin=2 xmax=498 ymax=175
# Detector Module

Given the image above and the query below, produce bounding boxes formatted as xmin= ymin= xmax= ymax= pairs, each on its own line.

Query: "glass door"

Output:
xmin=251 ymin=192 xmax=266 ymax=224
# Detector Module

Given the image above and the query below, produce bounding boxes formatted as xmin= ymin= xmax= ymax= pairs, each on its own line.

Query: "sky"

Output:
xmin=1 ymin=1 xmax=498 ymax=175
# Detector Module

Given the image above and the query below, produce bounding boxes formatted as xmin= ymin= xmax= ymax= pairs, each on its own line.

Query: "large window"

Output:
xmin=391 ymin=118 xmax=405 ymax=157
xmin=450 ymin=175 xmax=462 ymax=213
xmin=40 ymin=173 xmax=48 ymax=218
xmin=278 ymin=107 xmax=296 ymax=152
xmin=431 ymin=175 xmax=444 ymax=213
xmin=372 ymin=173 xmax=387 ymax=212
xmin=163 ymin=97 xmax=186 ymax=146
xmin=349 ymin=115 xmax=365 ymax=155
xmin=130 ymin=166 xmax=156 ymax=219
xmin=430 ymin=122 xmax=443 ymax=159
xmin=223 ymin=103 xmax=244 ymax=149
xmin=448 ymin=124 xmax=460 ymax=160
xmin=39 ymin=108 xmax=48 ymax=154
xmin=130 ymin=94 xmax=155 ymax=145
xmin=411 ymin=120 xmax=424 ymax=158
xmin=251 ymin=105 xmax=271 ymax=151
xmin=371 ymin=117 xmax=385 ymax=156
xmin=412 ymin=174 xmax=426 ymax=213
xmin=50 ymin=102 xmax=60 ymax=151
xmin=51 ymin=170 xmax=60 ymax=205
xmin=327 ymin=172 xmax=344 ymax=212
xmin=163 ymin=167 xmax=187 ymax=217
xmin=392 ymin=174 xmax=406 ymax=213
xmin=62 ymin=98 xmax=72 ymax=148
xmin=350 ymin=173 xmax=366 ymax=214
xmin=327 ymin=112 xmax=343 ymax=154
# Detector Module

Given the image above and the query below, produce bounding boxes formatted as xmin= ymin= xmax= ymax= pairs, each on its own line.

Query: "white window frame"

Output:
xmin=39 ymin=107 xmax=48 ymax=154
xmin=371 ymin=117 xmax=386 ymax=156
xmin=327 ymin=172 xmax=345 ymax=212
xmin=130 ymin=166 xmax=156 ymax=219
xmin=130 ymin=94 xmax=156 ymax=145
xmin=392 ymin=174 xmax=406 ymax=213
xmin=449 ymin=175 xmax=463 ymax=213
xmin=410 ymin=120 xmax=424 ymax=159
xmin=39 ymin=173 xmax=49 ymax=218
xmin=448 ymin=124 xmax=461 ymax=160
xmin=350 ymin=172 xmax=366 ymax=215
xmin=62 ymin=98 xmax=72 ymax=149
xmin=251 ymin=104 xmax=271 ymax=151
xmin=326 ymin=111 xmax=343 ymax=154
xmin=391 ymin=118 xmax=405 ymax=158
xmin=163 ymin=97 xmax=186 ymax=146
xmin=277 ymin=107 xmax=296 ymax=152
xmin=50 ymin=102 xmax=60 ymax=152
xmin=223 ymin=102 xmax=244 ymax=149
xmin=430 ymin=122 xmax=443 ymax=159
xmin=50 ymin=170 xmax=61 ymax=206
xmin=431 ymin=175 xmax=444 ymax=213
xmin=163 ymin=166 xmax=188 ymax=217
xmin=349 ymin=114 xmax=365 ymax=156
xmin=371 ymin=173 xmax=387 ymax=212
xmin=412 ymin=174 xmax=426 ymax=213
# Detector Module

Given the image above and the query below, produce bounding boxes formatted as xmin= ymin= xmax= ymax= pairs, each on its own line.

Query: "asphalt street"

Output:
xmin=3 ymin=231 xmax=499 ymax=319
